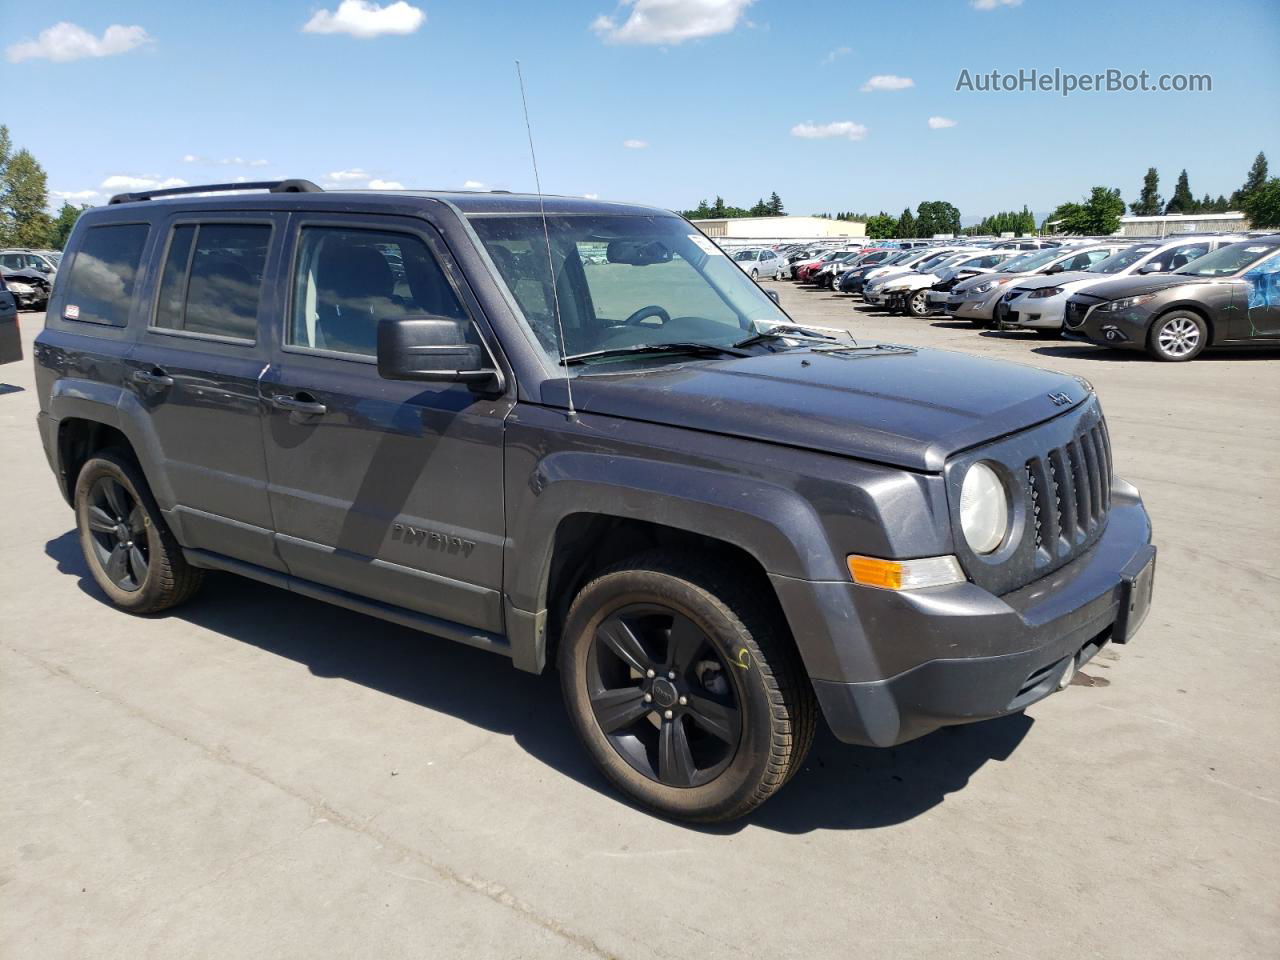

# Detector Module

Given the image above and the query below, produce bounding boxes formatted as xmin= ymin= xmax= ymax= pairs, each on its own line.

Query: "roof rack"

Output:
xmin=108 ymin=179 xmax=323 ymax=206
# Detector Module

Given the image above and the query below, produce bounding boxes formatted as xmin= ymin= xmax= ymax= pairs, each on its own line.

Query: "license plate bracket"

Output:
xmin=1113 ymin=545 xmax=1156 ymax=644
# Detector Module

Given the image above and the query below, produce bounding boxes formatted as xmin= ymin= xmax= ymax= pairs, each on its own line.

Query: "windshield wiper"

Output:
xmin=560 ymin=341 xmax=748 ymax=366
xmin=733 ymin=324 xmax=847 ymax=349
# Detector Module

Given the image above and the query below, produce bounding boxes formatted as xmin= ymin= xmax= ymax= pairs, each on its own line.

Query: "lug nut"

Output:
xmin=667 ymin=671 xmax=676 ymax=680
xmin=678 ymin=695 xmax=687 ymax=706
xmin=663 ymin=710 xmax=673 ymax=720
xmin=645 ymin=669 xmax=655 ymax=678
xmin=643 ymin=693 xmax=652 ymax=702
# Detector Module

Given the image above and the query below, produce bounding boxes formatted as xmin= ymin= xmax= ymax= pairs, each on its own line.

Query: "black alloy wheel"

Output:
xmin=84 ymin=476 xmax=150 ymax=592
xmin=586 ymin=603 xmax=743 ymax=788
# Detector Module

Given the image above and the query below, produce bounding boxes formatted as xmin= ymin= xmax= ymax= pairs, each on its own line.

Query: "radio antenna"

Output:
xmin=516 ymin=60 xmax=577 ymax=422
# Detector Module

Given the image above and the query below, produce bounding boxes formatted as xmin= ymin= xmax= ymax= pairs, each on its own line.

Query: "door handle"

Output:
xmin=270 ymin=393 xmax=328 ymax=416
xmin=131 ymin=368 xmax=174 ymax=387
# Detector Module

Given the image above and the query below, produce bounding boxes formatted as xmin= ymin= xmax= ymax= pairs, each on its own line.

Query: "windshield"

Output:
xmin=1088 ymin=244 xmax=1159 ymax=274
xmin=732 ymin=250 xmax=758 ymax=261
xmin=469 ymin=214 xmax=788 ymax=366
xmin=997 ymin=248 xmax=1063 ymax=273
xmin=1175 ymin=241 xmax=1280 ymax=277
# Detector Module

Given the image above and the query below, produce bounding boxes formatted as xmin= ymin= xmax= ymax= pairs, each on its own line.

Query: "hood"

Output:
xmin=1068 ymin=273 xmax=1208 ymax=301
xmin=1010 ymin=270 xmax=1106 ymax=291
xmin=543 ymin=347 xmax=1089 ymax=472
xmin=953 ymin=271 xmax=1023 ymax=293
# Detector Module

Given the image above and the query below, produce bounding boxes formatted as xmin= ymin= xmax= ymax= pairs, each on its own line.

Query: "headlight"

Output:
xmin=1098 ymin=294 xmax=1157 ymax=311
xmin=959 ymin=461 xmax=1009 ymax=555
xmin=7 ymin=281 xmax=33 ymax=294
xmin=1027 ymin=286 xmax=1064 ymax=299
xmin=973 ymin=280 xmax=995 ymax=293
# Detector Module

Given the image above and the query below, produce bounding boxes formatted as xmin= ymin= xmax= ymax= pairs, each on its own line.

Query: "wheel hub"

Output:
xmin=649 ymin=677 xmax=679 ymax=708
xmin=114 ymin=522 xmax=130 ymax=542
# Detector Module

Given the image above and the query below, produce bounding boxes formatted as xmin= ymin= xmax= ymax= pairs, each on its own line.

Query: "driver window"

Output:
xmin=288 ymin=226 xmax=469 ymax=357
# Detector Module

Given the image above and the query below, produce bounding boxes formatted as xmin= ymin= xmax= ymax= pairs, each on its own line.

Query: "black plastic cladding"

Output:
xmin=944 ymin=398 xmax=1109 ymax=596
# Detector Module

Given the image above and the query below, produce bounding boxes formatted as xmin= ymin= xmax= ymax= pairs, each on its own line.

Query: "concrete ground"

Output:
xmin=2 ymin=290 xmax=1277 ymax=960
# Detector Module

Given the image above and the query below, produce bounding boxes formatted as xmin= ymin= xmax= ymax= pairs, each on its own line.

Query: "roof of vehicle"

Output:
xmin=101 ymin=178 xmax=674 ymax=219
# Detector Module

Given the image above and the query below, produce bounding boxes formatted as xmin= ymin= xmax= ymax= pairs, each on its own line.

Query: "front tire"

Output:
xmin=559 ymin=552 xmax=816 ymax=822
xmin=74 ymin=451 xmax=204 ymax=613
xmin=1147 ymin=311 xmax=1206 ymax=361
xmin=906 ymin=290 xmax=930 ymax=318
xmin=750 ymin=269 xmax=759 ymax=281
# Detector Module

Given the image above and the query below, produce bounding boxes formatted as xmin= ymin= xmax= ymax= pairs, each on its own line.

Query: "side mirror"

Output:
xmin=765 ymin=290 xmax=781 ymax=305
xmin=376 ymin=316 xmax=496 ymax=386
xmin=1139 ymin=261 xmax=1165 ymax=274
xmin=1045 ymin=263 xmax=1063 ymax=274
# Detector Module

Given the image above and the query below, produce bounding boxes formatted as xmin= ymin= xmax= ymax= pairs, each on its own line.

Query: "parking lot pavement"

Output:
xmin=2 ymin=299 xmax=1278 ymax=960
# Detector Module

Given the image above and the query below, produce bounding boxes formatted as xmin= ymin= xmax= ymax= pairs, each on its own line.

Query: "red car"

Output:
xmin=794 ymin=251 xmax=849 ymax=283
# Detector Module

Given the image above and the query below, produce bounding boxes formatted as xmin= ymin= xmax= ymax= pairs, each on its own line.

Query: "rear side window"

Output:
xmin=153 ymin=223 xmax=270 ymax=340
xmin=59 ymin=224 xmax=150 ymax=326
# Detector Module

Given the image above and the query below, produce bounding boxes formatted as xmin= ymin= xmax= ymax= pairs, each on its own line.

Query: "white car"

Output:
xmin=731 ymin=247 xmax=786 ymax=280
xmin=944 ymin=244 xmax=1128 ymax=327
xmin=995 ymin=236 xmax=1242 ymax=334
xmin=862 ymin=248 xmax=966 ymax=305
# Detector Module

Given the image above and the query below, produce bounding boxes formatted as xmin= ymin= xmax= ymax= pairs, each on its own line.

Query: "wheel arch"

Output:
xmin=1152 ymin=302 xmax=1215 ymax=346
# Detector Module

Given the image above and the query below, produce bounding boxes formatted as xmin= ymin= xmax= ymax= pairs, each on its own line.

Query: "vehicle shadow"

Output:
xmin=1028 ymin=343 xmax=1276 ymax=362
xmin=44 ymin=529 xmax=1033 ymax=835
xmin=0 ymin=383 xmax=24 ymax=396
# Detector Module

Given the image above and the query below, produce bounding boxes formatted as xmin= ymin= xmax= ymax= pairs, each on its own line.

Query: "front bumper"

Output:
xmin=998 ymin=292 xmax=1069 ymax=330
xmin=945 ymin=290 xmax=1002 ymax=320
xmin=771 ymin=478 xmax=1154 ymax=747
xmin=1063 ymin=302 xmax=1155 ymax=350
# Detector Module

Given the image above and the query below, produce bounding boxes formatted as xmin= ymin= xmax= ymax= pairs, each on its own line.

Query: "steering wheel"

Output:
xmin=623 ymin=304 xmax=671 ymax=326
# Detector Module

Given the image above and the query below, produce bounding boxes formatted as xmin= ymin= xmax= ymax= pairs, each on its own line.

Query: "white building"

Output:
xmin=690 ymin=216 xmax=866 ymax=242
xmin=1117 ymin=211 xmax=1250 ymax=237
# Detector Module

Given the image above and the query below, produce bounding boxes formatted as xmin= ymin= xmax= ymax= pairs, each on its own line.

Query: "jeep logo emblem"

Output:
xmin=1048 ymin=392 xmax=1072 ymax=407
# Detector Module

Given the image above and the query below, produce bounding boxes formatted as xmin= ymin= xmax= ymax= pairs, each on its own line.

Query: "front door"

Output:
xmin=258 ymin=214 xmax=512 ymax=633
xmin=1237 ymin=250 xmax=1280 ymax=340
xmin=126 ymin=214 xmax=283 ymax=571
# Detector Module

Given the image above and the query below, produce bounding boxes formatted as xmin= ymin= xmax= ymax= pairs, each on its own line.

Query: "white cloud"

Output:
xmin=927 ymin=116 xmax=957 ymax=129
xmin=52 ymin=189 xmax=101 ymax=201
xmin=249 ymin=159 xmax=270 ymax=167
xmin=860 ymin=74 xmax=914 ymax=92
xmin=181 ymin=154 xmax=203 ymax=164
xmin=368 ymin=178 xmax=404 ymax=189
xmin=303 ymin=1 xmax=425 ymax=38
xmin=6 ymin=22 xmax=151 ymax=63
xmin=790 ymin=121 xmax=867 ymax=141
xmin=971 ymin=0 xmax=1022 ymax=9
xmin=101 ymin=175 xmax=188 ymax=190
xmin=463 ymin=179 xmax=486 ymax=189
xmin=583 ymin=193 xmax=600 ymax=200
xmin=326 ymin=168 xmax=372 ymax=182
xmin=592 ymin=0 xmax=754 ymax=45
xmin=182 ymin=154 xmax=271 ymax=167
xmin=821 ymin=46 xmax=851 ymax=65
xmin=623 ymin=139 xmax=649 ymax=149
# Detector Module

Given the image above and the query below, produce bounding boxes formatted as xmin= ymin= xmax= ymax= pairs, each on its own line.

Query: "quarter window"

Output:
xmin=288 ymin=226 xmax=468 ymax=357
xmin=153 ymin=223 xmax=270 ymax=340
xmin=59 ymin=223 xmax=151 ymax=326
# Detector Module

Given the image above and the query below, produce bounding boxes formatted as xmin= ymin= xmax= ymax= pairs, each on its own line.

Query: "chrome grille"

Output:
xmin=1024 ymin=421 xmax=1112 ymax=566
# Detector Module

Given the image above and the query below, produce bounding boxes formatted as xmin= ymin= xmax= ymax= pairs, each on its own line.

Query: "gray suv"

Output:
xmin=33 ymin=180 xmax=1156 ymax=822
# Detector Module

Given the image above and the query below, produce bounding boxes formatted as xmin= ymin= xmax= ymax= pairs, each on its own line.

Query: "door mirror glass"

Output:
xmin=376 ymin=315 xmax=493 ymax=384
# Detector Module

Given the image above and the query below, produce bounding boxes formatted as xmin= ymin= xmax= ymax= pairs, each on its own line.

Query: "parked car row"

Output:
xmin=773 ymin=233 xmax=1280 ymax=361
xmin=0 ymin=246 xmax=59 ymax=311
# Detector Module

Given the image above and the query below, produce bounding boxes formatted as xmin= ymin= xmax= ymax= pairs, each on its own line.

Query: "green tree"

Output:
xmin=0 ymin=124 xmax=13 ymax=246
xmin=50 ymin=202 xmax=88 ymax=249
xmin=1230 ymin=151 xmax=1268 ymax=208
xmin=1 ymin=148 xmax=54 ymax=247
xmin=1165 ymin=169 xmax=1195 ymax=214
xmin=1130 ymin=167 xmax=1163 ymax=216
xmin=864 ymin=212 xmax=896 ymax=239
xmin=1241 ymin=177 xmax=1280 ymax=229
xmin=915 ymin=200 xmax=961 ymax=237
xmin=749 ymin=197 xmax=769 ymax=216
xmin=894 ymin=207 xmax=917 ymax=239
xmin=766 ymin=191 xmax=785 ymax=216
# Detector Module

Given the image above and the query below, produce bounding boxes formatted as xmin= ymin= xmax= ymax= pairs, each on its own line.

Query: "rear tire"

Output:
xmin=1147 ymin=310 xmax=1206 ymax=361
xmin=74 ymin=451 xmax=203 ymax=614
xmin=559 ymin=551 xmax=816 ymax=823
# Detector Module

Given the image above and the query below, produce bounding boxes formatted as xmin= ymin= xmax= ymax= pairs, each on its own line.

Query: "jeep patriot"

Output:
xmin=33 ymin=180 xmax=1155 ymax=821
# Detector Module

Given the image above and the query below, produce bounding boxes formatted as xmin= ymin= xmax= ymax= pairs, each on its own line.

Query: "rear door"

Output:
xmin=125 ymin=213 xmax=284 ymax=571
xmin=258 ymin=212 xmax=512 ymax=633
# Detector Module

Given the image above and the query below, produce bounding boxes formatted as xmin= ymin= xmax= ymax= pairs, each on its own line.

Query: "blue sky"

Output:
xmin=3 ymin=0 xmax=1278 ymax=223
